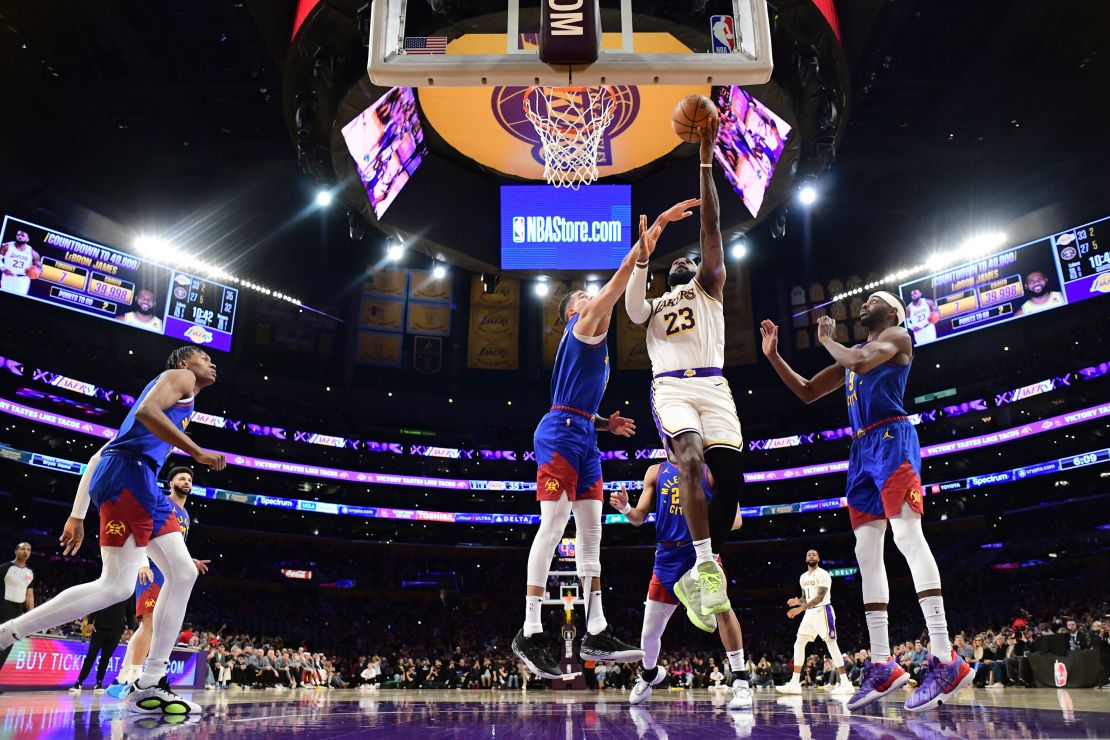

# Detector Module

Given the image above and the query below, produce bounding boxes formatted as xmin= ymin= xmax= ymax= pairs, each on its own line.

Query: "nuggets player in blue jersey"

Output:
xmin=609 ymin=462 xmax=752 ymax=711
xmin=0 ymin=346 xmax=225 ymax=716
xmin=760 ymin=293 xmax=973 ymax=713
xmin=107 ymin=466 xmax=211 ymax=697
xmin=513 ymin=200 xmax=700 ymax=680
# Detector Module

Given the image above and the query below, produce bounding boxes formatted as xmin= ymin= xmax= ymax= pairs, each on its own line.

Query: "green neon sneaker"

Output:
xmin=694 ymin=561 xmax=730 ymax=615
xmin=673 ymin=570 xmax=717 ymax=633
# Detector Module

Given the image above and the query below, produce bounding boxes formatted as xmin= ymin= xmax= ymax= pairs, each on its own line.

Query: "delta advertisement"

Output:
xmin=0 ymin=636 xmax=202 ymax=690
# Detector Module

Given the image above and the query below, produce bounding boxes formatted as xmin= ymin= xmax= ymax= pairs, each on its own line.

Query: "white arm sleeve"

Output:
xmin=625 ymin=265 xmax=652 ymax=324
xmin=70 ymin=445 xmax=106 ymax=519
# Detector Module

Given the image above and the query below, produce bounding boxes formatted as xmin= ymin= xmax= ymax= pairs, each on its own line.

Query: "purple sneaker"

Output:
xmin=904 ymin=651 xmax=975 ymax=713
xmin=846 ymin=657 xmax=910 ymax=711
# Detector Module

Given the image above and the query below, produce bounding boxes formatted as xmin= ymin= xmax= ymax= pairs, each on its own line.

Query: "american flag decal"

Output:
xmin=403 ymin=37 xmax=447 ymax=55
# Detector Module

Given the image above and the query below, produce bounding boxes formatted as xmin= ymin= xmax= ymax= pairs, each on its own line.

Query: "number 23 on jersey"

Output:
xmin=662 ymin=307 xmax=696 ymax=336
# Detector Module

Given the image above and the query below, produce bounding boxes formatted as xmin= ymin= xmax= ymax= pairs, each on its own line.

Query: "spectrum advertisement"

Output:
xmin=0 ymin=636 xmax=202 ymax=690
xmin=500 ymin=185 xmax=631 ymax=269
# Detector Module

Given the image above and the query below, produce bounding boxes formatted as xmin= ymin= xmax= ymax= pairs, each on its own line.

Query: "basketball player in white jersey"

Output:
xmin=624 ymin=112 xmax=746 ymax=624
xmin=905 ymin=289 xmax=938 ymax=344
xmin=0 ymin=230 xmax=41 ymax=295
xmin=776 ymin=550 xmax=852 ymax=695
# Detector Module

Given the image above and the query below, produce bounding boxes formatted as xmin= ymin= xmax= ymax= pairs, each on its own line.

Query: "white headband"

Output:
xmin=872 ymin=290 xmax=906 ymax=325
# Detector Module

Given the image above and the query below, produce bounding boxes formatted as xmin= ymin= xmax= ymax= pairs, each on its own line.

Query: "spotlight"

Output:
xmin=386 ymin=242 xmax=404 ymax=261
xmin=534 ymin=278 xmax=549 ymax=297
xmin=480 ymin=273 xmax=500 ymax=294
xmin=799 ymin=184 xmax=817 ymax=205
xmin=134 ymin=236 xmax=171 ymax=256
xmin=585 ymin=281 xmax=600 ymax=296
xmin=432 ymin=261 xmax=447 ymax=279
xmin=730 ymin=235 xmax=748 ymax=260
xmin=315 ymin=190 xmax=333 ymax=207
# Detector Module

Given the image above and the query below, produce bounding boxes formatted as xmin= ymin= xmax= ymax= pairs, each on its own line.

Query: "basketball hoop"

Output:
xmin=524 ymin=86 xmax=616 ymax=189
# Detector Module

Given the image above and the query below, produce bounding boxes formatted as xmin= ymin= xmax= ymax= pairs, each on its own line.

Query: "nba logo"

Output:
xmin=512 ymin=216 xmax=525 ymax=242
xmin=1054 ymin=660 xmax=1068 ymax=687
xmin=710 ymin=15 xmax=736 ymax=54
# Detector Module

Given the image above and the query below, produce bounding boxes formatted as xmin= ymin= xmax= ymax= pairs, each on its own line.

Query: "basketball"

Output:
xmin=928 ymin=310 xmax=940 ymax=324
xmin=25 ymin=266 xmax=41 ymax=280
xmin=672 ymin=94 xmax=718 ymax=143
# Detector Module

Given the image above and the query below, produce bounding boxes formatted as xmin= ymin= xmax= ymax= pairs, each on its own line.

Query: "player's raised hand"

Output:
xmin=138 ymin=566 xmax=154 ymax=586
xmin=659 ymin=198 xmax=700 ymax=224
xmin=194 ymin=449 xmax=226 ymax=471
xmin=193 ymin=559 xmax=211 ymax=575
xmin=609 ymin=486 xmax=629 ymax=512
xmin=759 ymin=319 xmax=779 ymax=357
xmin=816 ymin=315 xmax=836 ymax=343
xmin=787 ymin=596 xmax=802 ymax=607
xmin=605 ymin=410 xmax=636 ymax=437
xmin=637 ymin=215 xmax=664 ymax=263
xmin=787 ymin=606 xmax=805 ymax=619
xmin=60 ymin=516 xmax=84 ymax=556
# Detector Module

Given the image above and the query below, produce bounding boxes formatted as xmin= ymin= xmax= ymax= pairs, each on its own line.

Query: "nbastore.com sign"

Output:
xmin=500 ymin=184 xmax=631 ymax=270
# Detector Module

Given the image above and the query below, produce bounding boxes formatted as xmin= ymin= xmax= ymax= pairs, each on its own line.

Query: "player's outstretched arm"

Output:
xmin=136 ymin=369 xmax=227 ymax=471
xmin=575 ymin=216 xmax=651 ymax=337
xmin=760 ymin=319 xmax=844 ymax=404
xmin=816 ymin=317 xmax=911 ymax=374
xmin=609 ymin=465 xmax=659 ymax=526
xmin=694 ymin=115 xmax=725 ymax=301
xmin=625 ymin=199 xmax=700 ymax=325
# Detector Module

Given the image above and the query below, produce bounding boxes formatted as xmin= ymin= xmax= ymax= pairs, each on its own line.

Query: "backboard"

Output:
xmin=368 ymin=0 xmax=773 ymax=87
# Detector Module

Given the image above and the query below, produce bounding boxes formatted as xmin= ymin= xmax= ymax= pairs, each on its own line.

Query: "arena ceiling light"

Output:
xmin=798 ymin=180 xmax=817 ymax=206
xmin=730 ymin=235 xmax=748 ymax=260
xmin=432 ymin=260 xmax=447 ymax=279
xmin=830 ymin=231 xmax=1009 ymax=302
xmin=585 ymin=281 xmax=600 ymax=296
xmin=315 ymin=189 xmax=333 ymax=207
xmin=534 ymin=277 xmax=550 ymax=297
xmin=133 ymin=235 xmax=302 ymax=306
xmin=386 ymin=242 xmax=405 ymax=261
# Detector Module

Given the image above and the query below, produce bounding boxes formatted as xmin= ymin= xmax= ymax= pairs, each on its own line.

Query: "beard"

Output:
xmin=667 ymin=270 xmax=695 ymax=290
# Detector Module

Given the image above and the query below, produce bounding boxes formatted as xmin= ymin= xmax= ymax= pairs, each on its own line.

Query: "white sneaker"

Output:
xmin=728 ymin=681 xmax=753 ymax=710
xmin=775 ymin=679 xmax=802 ymax=695
xmin=832 ymin=679 xmax=854 ymax=695
xmin=125 ymin=677 xmax=201 ymax=715
xmin=629 ymin=666 xmax=668 ymax=705
xmin=986 ymin=682 xmax=1005 ymax=690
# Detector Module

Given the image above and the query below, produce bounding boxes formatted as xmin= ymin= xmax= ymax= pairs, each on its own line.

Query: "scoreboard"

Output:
xmin=898 ymin=214 xmax=1108 ymax=345
xmin=0 ymin=215 xmax=238 ymax=351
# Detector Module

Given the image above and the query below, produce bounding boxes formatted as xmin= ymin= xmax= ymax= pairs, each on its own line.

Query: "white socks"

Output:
xmin=919 ymin=595 xmax=953 ymax=658
xmin=865 ymin=610 xmax=891 ymax=662
xmin=693 ymin=538 xmax=714 ymax=565
xmin=138 ymin=658 xmax=168 ymax=689
xmin=523 ymin=595 xmax=543 ymax=637
xmin=586 ymin=590 xmax=607 ymax=635
xmin=727 ymin=649 xmax=748 ymax=687
xmin=119 ymin=664 xmax=143 ymax=683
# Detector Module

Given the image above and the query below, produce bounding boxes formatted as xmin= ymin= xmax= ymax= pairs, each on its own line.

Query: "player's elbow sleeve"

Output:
xmin=625 ymin=297 xmax=651 ymax=324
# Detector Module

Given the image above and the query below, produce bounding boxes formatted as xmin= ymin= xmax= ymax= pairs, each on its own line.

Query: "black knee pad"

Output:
xmin=705 ymin=447 xmax=746 ymax=552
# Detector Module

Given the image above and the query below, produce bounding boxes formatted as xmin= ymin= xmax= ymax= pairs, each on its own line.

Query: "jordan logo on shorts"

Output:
xmin=882 ymin=429 xmax=894 ymax=441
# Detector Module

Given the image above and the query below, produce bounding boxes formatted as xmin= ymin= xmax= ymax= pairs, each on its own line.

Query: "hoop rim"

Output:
xmin=523 ymin=85 xmax=618 ymax=137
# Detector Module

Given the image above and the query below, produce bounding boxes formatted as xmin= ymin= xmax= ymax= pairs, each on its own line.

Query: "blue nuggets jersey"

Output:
xmin=653 ymin=461 xmax=713 ymax=543
xmin=107 ymin=373 xmax=194 ymax=469
xmin=845 ymin=354 xmax=911 ymax=430
xmin=550 ymin=314 xmax=609 ymax=415
xmin=171 ymin=499 xmax=191 ymax=540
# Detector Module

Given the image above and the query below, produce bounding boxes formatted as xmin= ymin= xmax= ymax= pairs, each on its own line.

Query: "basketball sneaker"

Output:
xmin=629 ymin=666 xmax=667 ymax=705
xmin=693 ymin=561 xmax=730 ymax=615
xmin=846 ymin=657 xmax=909 ymax=711
xmin=93 ymin=682 xmax=105 ymax=694
xmin=832 ymin=677 xmax=854 ymax=695
xmin=903 ymin=652 xmax=974 ymax=713
xmin=511 ymin=629 xmax=562 ymax=680
xmin=67 ymin=682 xmax=82 ymax=695
xmin=580 ymin=627 xmax=644 ymax=663
xmin=728 ymin=680 xmax=753 ymax=710
xmin=673 ymin=572 xmax=718 ymax=633
xmin=106 ymin=680 xmax=133 ymax=699
xmin=124 ymin=677 xmax=201 ymax=715
xmin=775 ymin=677 xmax=801 ymax=695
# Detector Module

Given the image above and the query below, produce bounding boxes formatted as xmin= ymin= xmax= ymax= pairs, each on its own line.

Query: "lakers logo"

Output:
xmin=1091 ymin=273 xmax=1110 ymax=294
xmin=683 ymin=369 xmax=695 ymax=377
xmin=105 ymin=520 xmax=127 ymax=536
xmin=544 ymin=479 xmax=560 ymax=493
xmin=909 ymin=489 xmax=922 ymax=505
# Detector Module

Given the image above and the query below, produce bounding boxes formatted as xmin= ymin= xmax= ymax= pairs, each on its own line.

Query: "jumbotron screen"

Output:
xmin=341 ymin=86 xmax=428 ymax=219
xmin=898 ymin=215 xmax=1108 ymax=346
xmin=0 ymin=216 xmax=239 ymax=351
xmin=713 ymin=86 xmax=792 ymax=218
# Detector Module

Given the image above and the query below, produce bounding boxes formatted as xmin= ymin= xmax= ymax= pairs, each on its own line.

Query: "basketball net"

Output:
xmin=524 ymin=86 xmax=616 ymax=189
